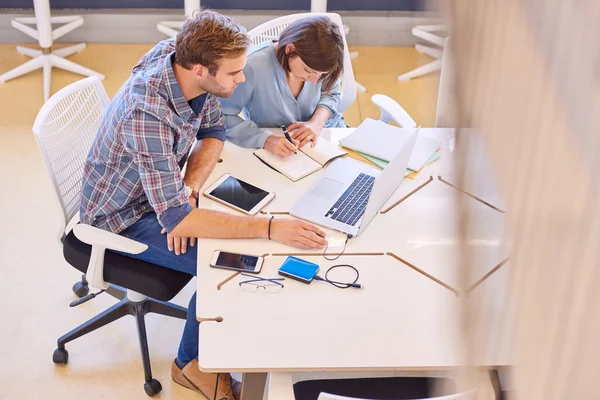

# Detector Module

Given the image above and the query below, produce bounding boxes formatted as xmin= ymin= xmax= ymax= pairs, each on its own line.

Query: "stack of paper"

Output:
xmin=359 ymin=151 xmax=440 ymax=177
xmin=339 ymin=118 xmax=442 ymax=178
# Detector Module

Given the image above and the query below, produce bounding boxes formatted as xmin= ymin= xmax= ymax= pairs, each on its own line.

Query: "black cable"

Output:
xmin=314 ymin=264 xmax=361 ymax=289
xmin=323 ymin=234 xmax=352 ymax=261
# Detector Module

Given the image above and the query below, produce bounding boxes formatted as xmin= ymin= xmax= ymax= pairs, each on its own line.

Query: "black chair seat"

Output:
xmin=294 ymin=377 xmax=456 ymax=400
xmin=63 ymin=230 xmax=193 ymax=301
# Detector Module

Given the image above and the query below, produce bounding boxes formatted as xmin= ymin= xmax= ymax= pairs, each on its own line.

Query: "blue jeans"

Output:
xmin=119 ymin=211 xmax=198 ymax=364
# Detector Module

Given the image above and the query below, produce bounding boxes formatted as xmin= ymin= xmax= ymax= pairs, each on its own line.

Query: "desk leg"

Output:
xmin=241 ymin=373 xmax=268 ymax=400
xmin=488 ymin=369 xmax=503 ymax=400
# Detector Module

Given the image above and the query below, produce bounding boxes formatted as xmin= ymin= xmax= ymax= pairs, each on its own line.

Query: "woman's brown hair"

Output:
xmin=175 ymin=10 xmax=250 ymax=75
xmin=276 ymin=16 xmax=344 ymax=92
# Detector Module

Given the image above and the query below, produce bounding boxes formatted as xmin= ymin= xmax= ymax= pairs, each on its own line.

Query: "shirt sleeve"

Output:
xmin=317 ymin=77 xmax=342 ymax=117
xmin=220 ymin=64 xmax=274 ymax=149
xmin=121 ymin=108 xmax=192 ymax=232
xmin=196 ymin=95 xmax=227 ymax=141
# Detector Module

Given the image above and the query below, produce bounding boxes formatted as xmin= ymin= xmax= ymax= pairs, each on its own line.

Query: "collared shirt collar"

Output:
xmin=164 ymin=53 xmax=193 ymax=121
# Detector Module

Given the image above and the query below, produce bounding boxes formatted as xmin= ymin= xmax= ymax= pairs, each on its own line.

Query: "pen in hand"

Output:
xmin=281 ymin=125 xmax=298 ymax=156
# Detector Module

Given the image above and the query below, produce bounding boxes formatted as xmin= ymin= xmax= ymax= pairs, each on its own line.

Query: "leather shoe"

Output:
xmin=172 ymin=359 xmax=236 ymax=400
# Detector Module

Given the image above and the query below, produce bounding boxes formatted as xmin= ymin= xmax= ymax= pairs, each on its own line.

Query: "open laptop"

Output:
xmin=290 ymin=128 xmax=419 ymax=237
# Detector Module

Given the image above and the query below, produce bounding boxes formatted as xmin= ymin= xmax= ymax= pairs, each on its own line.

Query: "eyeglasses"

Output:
xmin=238 ymin=273 xmax=285 ymax=293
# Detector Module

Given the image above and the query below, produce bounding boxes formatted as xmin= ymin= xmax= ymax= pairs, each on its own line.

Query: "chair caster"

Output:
xmin=53 ymin=348 xmax=69 ymax=364
xmin=72 ymin=281 xmax=89 ymax=297
xmin=144 ymin=379 xmax=162 ymax=397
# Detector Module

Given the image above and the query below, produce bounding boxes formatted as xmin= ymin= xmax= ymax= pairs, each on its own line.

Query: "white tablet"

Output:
xmin=203 ymin=173 xmax=275 ymax=215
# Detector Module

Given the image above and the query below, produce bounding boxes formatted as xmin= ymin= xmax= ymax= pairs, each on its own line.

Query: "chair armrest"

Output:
xmin=266 ymin=372 xmax=295 ymax=400
xmin=371 ymin=94 xmax=417 ymax=128
xmin=73 ymin=224 xmax=147 ymax=254
xmin=73 ymin=224 xmax=148 ymax=291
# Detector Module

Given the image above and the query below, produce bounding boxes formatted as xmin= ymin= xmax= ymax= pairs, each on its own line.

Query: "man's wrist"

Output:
xmin=185 ymin=185 xmax=199 ymax=199
xmin=264 ymin=217 xmax=272 ymax=239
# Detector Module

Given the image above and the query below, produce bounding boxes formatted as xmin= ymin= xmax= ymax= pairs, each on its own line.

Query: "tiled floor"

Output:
xmin=0 ymin=42 xmax=495 ymax=399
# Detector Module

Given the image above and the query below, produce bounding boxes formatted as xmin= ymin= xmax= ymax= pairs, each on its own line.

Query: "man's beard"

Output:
xmin=201 ymin=76 xmax=236 ymax=98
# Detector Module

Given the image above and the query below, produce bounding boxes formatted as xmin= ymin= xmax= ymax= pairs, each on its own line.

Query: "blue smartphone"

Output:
xmin=278 ymin=256 xmax=320 ymax=284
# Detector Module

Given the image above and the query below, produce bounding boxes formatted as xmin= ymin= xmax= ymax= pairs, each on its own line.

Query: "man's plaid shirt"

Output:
xmin=80 ymin=39 xmax=226 ymax=233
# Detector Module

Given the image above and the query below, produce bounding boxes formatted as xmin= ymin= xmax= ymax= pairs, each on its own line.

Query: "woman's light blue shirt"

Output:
xmin=221 ymin=42 xmax=345 ymax=149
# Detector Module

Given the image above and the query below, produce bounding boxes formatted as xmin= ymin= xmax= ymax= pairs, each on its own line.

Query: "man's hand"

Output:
xmin=161 ymin=196 xmax=197 ymax=255
xmin=270 ymin=219 xmax=328 ymax=249
xmin=288 ymin=121 xmax=324 ymax=149
xmin=264 ymin=135 xmax=300 ymax=158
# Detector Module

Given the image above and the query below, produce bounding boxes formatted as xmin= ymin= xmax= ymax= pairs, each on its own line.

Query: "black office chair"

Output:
xmin=33 ymin=76 xmax=193 ymax=397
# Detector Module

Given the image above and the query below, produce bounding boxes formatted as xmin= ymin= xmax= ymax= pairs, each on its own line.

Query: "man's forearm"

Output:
xmin=171 ymin=208 xmax=269 ymax=239
xmin=183 ymin=138 xmax=224 ymax=190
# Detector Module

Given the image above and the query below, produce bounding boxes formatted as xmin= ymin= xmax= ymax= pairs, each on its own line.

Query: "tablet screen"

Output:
xmin=209 ymin=176 xmax=270 ymax=212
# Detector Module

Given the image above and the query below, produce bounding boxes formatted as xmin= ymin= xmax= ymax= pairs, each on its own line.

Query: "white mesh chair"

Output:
xmin=247 ymin=13 xmax=357 ymax=113
xmin=33 ymin=76 xmax=192 ymax=397
xmin=33 ymin=77 xmax=109 ymax=235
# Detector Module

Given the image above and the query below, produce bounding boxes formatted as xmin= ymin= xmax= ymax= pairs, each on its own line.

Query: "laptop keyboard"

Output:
xmin=325 ymin=173 xmax=375 ymax=226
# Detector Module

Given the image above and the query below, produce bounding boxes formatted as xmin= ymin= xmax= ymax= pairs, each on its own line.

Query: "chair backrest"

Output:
xmin=435 ymin=37 xmax=454 ymax=128
xmin=32 ymin=76 xmax=110 ymax=238
xmin=371 ymin=93 xmax=418 ymax=128
xmin=247 ymin=13 xmax=357 ymax=113
xmin=317 ymin=389 xmax=478 ymax=400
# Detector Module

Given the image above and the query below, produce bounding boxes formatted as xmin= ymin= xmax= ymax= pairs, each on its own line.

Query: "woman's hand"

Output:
xmin=288 ymin=121 xmax=324 ymax=149
xmin=264 ymin=135 xmax=300 ymax=158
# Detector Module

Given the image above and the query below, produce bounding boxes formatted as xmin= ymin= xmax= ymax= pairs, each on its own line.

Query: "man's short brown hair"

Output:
xmin=175 ymin=9 xmax=250 ymax=75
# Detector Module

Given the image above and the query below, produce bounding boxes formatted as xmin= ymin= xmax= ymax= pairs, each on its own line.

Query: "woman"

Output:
xmin=221 ymin=16 xmax=345 ymax=157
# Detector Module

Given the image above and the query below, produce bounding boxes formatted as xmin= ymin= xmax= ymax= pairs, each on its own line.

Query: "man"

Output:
xmin=80 ymin=10 xmax=327 ymax=399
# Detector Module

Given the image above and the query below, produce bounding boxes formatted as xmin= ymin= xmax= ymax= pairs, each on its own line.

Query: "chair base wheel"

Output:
xmin=144 ymin=379 xmax=162 ymax=397
xmin=53 ymin=348 xmax=69 ymax=364
xmin=72 ymin=281 xmax=89 ymax=298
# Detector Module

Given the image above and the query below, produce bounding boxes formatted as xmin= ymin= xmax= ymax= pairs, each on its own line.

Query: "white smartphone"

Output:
xmin=203 ymin=173 xmax=275 ymax=215
xmin=209 ymin=250 xmax=264 ymax=274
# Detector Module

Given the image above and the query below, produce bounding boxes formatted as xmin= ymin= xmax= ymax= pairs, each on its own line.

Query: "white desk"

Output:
xmin=195 ymin=128 xmax=511 ymax=398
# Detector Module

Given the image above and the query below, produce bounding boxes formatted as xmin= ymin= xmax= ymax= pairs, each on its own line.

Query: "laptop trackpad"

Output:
xmin=310 ymin=178 xmax=345 ymax=200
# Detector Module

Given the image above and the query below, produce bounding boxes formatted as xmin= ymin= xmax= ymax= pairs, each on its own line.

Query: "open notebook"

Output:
xmin=254 ymin=138 xmax=347 ymax=182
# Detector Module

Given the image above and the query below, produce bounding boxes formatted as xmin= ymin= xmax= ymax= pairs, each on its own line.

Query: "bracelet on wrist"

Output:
xmin=267 ymin=216 xmax=274 ymax=240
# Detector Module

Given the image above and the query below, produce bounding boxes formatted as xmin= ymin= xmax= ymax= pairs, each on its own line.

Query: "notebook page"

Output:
xmin=300 ymin=139 xmax=347 ymax=166
xmin=254 ymin=149 xmax=321 ymax=182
